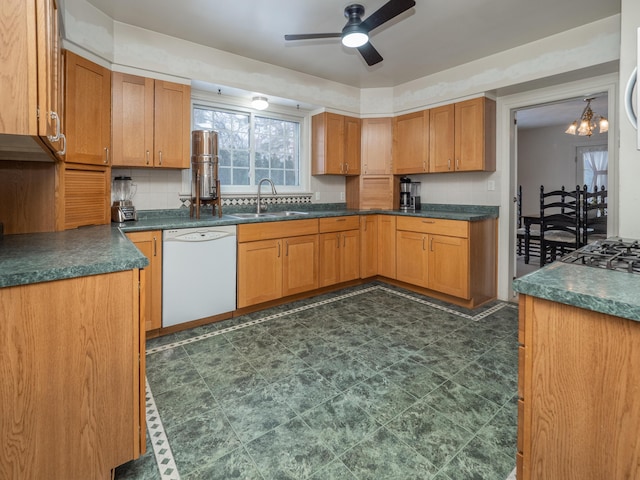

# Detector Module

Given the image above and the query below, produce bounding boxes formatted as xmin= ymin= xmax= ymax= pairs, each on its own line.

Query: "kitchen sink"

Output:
xmin=227 ymin=211 xmax=310 ymax=219
xmin=270 ymin=211 xmax=310 ymax=217
xmin=226 ymin=213 xmax=276 ymax=219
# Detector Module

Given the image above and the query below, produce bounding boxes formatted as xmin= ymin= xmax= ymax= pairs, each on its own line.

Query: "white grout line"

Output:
xmin=145 ymin=377 xmax=180 ymax=480
xmin=143 ymin=285 xmax=516 ymax=478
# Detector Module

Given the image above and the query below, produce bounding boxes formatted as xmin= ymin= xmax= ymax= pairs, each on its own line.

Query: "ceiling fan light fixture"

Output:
xmin=341 ymin=26 xmax=368 ymax=48
xmin=251 ymin=96 xmax=269 ymax=110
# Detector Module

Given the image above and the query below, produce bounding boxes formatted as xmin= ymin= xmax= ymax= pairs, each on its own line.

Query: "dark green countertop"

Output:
xmin=0 ymin=226 xmax=148 ymax=288
xmin=0 ymin=205 xmax=498 ymax=289
xmin=512 ymin=257 xmax=640 ymax=322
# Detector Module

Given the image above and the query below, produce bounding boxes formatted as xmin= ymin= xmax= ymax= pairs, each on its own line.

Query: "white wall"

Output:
xmin=618 ymin=0 xmax=640 ymax=238
xmin=517 ymin=126 xmax=608 ymax=215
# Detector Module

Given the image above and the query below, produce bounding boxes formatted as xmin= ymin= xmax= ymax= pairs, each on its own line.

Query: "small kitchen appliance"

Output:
xmin=190 ymin=130 xmax=222 ymax=219
xmin=111 ymin=176 xmax=137 ymax=222
xmin=411 ymin=181 xmax=422 ymax=210
xmin=400 ymin=176 xmax=412 ymax=210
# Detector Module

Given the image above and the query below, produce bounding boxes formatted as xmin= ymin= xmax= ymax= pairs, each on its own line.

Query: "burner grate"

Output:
xmin=561 ymin=239 xmax=640 ymax=274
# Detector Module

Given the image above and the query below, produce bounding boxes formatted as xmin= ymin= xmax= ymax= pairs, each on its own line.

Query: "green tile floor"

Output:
xmin=115 ymin=282 xmax=518 ymax=480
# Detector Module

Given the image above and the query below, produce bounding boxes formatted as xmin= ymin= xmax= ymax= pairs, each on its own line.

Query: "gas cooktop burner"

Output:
xmin=561 ymin=239 xmax=640 ymax=274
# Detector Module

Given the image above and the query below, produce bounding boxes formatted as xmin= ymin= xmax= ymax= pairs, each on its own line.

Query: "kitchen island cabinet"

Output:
xmin=237 ymin=219 xmax=319 ymax=308
xmin=112 ymin=73 xmax=191 ymax=168
xmin=516 ymin=294 xmax=640 ymax=480
xmin=0 ymin=269 xmax=146 ymax=479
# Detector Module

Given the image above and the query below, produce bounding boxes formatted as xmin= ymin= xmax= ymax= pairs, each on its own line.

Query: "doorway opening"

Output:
xmin=513 ymin=93 xmax=609 ymax=279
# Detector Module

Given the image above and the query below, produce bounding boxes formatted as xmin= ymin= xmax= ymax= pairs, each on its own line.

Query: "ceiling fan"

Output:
xmin=284 ymin=0 xmax=416 ymax=66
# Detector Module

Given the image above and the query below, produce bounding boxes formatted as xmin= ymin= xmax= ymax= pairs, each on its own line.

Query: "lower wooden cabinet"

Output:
xmin=360 ymin=215 xmax=378 ymax=278
xmin=395 ymin=216 xmax=495 ymax=307
xmin=0 ymin=269 xmax=145 ymax=479
xmin=318 ymin=216 xmax=360 ymax=287
xmin=517 ymin=295 xmax=640 ymax=480
xmin=378 ymin=215 xmax=397 ymax=279
xmin=237 ymin=219 xmax=319 ymax=308
xmin=127 ymin=230 xmax=162 ymax=331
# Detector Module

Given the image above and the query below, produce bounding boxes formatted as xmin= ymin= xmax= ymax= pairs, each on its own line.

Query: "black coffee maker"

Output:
xmin=400 ymin=177 xmax=412 ymax=211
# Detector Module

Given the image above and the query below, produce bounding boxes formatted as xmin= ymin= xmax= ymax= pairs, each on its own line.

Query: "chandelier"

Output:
xmin=565 ymin=97 xmax=609 ymax=137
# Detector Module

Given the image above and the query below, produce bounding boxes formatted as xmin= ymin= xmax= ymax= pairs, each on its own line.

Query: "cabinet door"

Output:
xmin=56 ymin=164 xmax=110 ymax=230
xmin=428 ymin=234 xmax=469 ymax=298
xmin=283 ymin=234 xmax=319 ymax=296
xmin=396 ymin=230 xmax=428 ymax=287
xmin=340 ymin=229 xmax=360 ymax=282
xmin=360 ymin=216 xmax=378 ymax=278
xmin=429 ymin=104 xmax=455 ymax=172
xmin=455 ymin=97 xmax=495 ymax=172
xmin=362 ymin=118 xmax=392 ymax=175
xmin=393 ymin=111 xmax=428 ymax=174
xmin=64 ymin=51 xmax=111 ymax=165
xmin=319 ymin=232 xmax=341 ymax=287
xmin=126 ymin=231 xmax=162 ymax=331
xmin=37 ymin=0 xmax=63 ymax=154
xmin=344 ymin=115 xmax=361 ymax=175
xmin=112 ymin=73 xmax=154 ymax=167
xmin=154 ymin=80 xmax=190 ymax=168
xmin=237 ymin=239 xmax=282 ymax=308
xmin=378 ymin=215 xmax=396 ymax=278
xmin=312 ymin=112 xmax=343 ymax=175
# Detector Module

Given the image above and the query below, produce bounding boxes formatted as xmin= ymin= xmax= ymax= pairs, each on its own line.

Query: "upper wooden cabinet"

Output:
xmin=112 ymin=73 xmax=191 ymax=168
xmin=0 ymin=0 xmax=64 ymax=157
xmin=393 ymin=110 xmax=429 ymax=174
xmin=63 ymin=51 xmax=111 ymax=166
xmin=361 ymin=117 xmax=392 ymax=175
xmin=430 ymin=97 xmax=496 ymax=173
xmin=312 ymin=112 xmax=361 ymax=175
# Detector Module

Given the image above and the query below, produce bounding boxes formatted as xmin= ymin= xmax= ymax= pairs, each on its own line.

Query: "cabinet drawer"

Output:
xmin=396 ymin=216 xmax=468 ymax=238
xmin=238 ymin=219 xmax=318 ymax=243
xmin=319 ymin=216 xmax=360 ymax=233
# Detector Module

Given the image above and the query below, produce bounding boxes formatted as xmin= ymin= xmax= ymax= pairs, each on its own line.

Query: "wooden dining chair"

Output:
xmin=581 ymin=185 xmax=607 ymax=245
xmin=539 ymin=185 xmax=581 ymax=267
xmin=516 ymin=185 xmax=540 ymax=262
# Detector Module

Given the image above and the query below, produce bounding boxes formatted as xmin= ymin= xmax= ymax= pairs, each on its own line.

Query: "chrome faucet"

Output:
xmin=256 ymin=178 xmax=277 ymax=213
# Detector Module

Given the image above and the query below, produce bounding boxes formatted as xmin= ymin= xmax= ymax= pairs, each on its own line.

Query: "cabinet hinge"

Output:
xmin=36 ymin=106 xmax=40 ymax=119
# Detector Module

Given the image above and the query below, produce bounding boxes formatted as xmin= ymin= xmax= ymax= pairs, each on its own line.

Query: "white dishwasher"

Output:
xmin=162 ymin=225 xmax=237 ymax=327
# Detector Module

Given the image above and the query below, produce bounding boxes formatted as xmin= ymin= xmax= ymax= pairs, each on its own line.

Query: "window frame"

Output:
xmin=191 ymin=94 xmax=309 ymax=195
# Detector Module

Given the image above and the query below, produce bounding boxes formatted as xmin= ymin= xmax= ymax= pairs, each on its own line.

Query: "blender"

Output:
xmin=111 ymin=176 xmax=138 ymax=222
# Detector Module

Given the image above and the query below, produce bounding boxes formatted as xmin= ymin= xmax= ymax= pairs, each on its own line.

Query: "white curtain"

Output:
xmin=580 ymin=147 xmax=608 ymax=192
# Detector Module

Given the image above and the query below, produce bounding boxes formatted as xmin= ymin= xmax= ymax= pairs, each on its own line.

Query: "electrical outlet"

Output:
xmin=340 ymin=192 xmax=345 ymax=201
xmin=315 ymin=191 xmax=320 ymax=201
xmin=487 ymin=180 xmax=496 ymax=191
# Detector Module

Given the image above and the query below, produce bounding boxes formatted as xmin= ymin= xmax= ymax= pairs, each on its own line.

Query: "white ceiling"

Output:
xmin=85 ymin=0 xmax=620 ymax=89
xmin=516 ymin=94 xmax=609 ymax=129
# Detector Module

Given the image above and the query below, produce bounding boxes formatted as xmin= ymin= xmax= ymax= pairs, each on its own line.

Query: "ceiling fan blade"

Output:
xmin=284 ymin=33 xmax=341 ymax=41
xmin=360 ymin=0 xmax=416 ymax=32
xmin=357 ymin=42 xmax=383 ymax=66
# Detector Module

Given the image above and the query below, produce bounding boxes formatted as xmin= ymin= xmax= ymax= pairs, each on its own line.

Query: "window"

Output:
xmin=576 ymin=145 xmax=608 ymax=192
xmin=193 ymin=104 xmax=302 ymax=192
